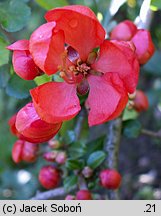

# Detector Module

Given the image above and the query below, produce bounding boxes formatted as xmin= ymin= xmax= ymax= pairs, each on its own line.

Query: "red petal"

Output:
xmin=12 ymin=140 xmax=24 ymax=163
xmin=91 ymin=40 xmax=139 ymax=93
xmin=111 ymin=40 xmax=140 ymax=93
xmin=16 ymin=103 xmax=62 ymax=143
xmin=45 ymin=5 xmax=105 ymax=61
xmin=8 ymin=113 xmax=19 ymax=136
xmin=29 ymin=22 xmax=65 ymax=75
xmin=12 ymin=50 xmax=41 ymax=80
xmin=7 ymin=40 xmax=29 ymax=51
xmin=86 ymin=74 xmax=128 ymax=126
xmin=131 ymin=30 xmax=155 ymax=64
xmin=110 ymin=20 xmax=137 ymax=41
xmin=30 ymin=82 xmax=81 ymax=123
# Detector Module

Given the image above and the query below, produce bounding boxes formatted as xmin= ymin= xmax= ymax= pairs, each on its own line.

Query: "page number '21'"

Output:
xmin=144 ymin=204 xmax=155 ymax=213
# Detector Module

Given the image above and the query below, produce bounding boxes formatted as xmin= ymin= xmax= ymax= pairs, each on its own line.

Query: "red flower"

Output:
xmin=110 ymin=20 xmax=155 ymax=64
xmin=15 ymin=102 xmax=62 ymax=143
xmin=7 ymin=40 xmax=42 ymax=80
xmin=12 ymin=139 xmax=39 ymax=163
xmin=28 ymin=5 xmax=139 ymax=126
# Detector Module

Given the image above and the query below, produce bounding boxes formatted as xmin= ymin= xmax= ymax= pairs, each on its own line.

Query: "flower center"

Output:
xmin=69 ymin=59 xmax=91 ymax=77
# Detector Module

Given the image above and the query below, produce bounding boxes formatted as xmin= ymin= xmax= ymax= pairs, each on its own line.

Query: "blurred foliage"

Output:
xmin=0 ymin=0 xmax=161 ymax=200
xmin=35 ymin=0 xmax=68 ymax=10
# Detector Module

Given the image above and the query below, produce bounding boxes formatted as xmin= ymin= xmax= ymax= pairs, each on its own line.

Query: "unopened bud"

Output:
xmin=82 ymin=166 xmax=93 ymax=178
xmin=65 ymin=195 xmax=75 ymax=200
xmin=43 ymin=151 xmax=58 ymax=162
xmin=55 ymin=152 xmax=67 ymax=164
xmin=48 ymin=139 xmax=61 ymax=149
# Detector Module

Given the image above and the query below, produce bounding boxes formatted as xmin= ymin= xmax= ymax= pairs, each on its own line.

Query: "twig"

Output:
xmin=104 ymin=117 xmax=122 ymax=200
xmin=31 ymin=187 xmax=69 ymax=200
xmin=74 ymin=108 xmax=86 ymax=140
xmin=141 ymin=129 xmax=161 ymax=139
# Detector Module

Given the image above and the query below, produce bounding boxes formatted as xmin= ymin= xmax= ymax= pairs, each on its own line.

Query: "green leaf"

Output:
xmin=86 ymin=136 xmax=105 ymax=156
xmin=0 ymin=37 xmax=9 ymax=67
xmin=123 ymin=108 xmax=138 ymax=121
xmin=0 ymin=65 xmax=10 ymax=88
xmin=87 ymin=151 xmax=106 ymax=169
xmin=66 ymin=159 xmax=84 ymax=170
xmin=34 ymin=74 xmax=52 ymax=86
xmin=123 ymin=120 xmax=142 ymax=138
xmin=68 ymin=141 xmax=87 ymax=159
xmin=151 ymin=0 xmax=161 ymax=10
xmin=6 ymin=74 xmax=36 ymax=99
xmin=63 ymin=175 xmax=77 ymax=192
xmin=0 ymin=0 xmax=31 ymax=32
xmin=35 ymin=0 xmax=68 ymax=10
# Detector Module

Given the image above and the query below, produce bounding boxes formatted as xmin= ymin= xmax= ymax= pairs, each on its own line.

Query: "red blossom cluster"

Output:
xmin=7 ymin=5 xmax=154 ymax=131
xmin=7 ymin=5 xmax=154 ymax=193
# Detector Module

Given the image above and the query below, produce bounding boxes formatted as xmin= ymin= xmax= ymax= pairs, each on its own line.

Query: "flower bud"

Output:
xmin=48 ymin=139 xmax=61 ymax=149
xmin=76 ymin=190 xmax=92 ymax=200
xmin=7 ymin=40 xmax=42 ymax=80
xmin=21 ymin=142 xmax=39 ymax=162
xmin=82 ymin=166 xmax=93 ymax=178
xmin=99 ymin=169 xmax=121 ymax=190
xmin=12 ymin=140 xmax=39 ymax=163
xmin=43 ymin=151 xmax=58 ymax=162
xmin=15 ymin=102 xmax=62 ymax=143
xmin=12 ymin=140 xmax=23 ymax=163
xmin=110 ymin=20 xmax=155 ymax=64
xmin=110 ymin=20 xmax=137 ymax=41
xmin=133 ymin=90 xmax=149 ymax=112
xmin=65 ymin=195 xmax=75 ymax=200
xmin=39 ymin=166 xmax=60 ymax=189
xmin=55 ymin=152 xmax=67 ymax=164
xmin=8 ymin=114 xmax=19 ymax=136
xmin=131 ymin=30 xmax=155 ymax=64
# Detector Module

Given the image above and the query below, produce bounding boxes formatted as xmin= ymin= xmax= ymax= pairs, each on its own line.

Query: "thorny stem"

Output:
xmin=104 ymin=117 xmax=123 ymax=200
xmin=103 ymin=0 xmax=154 ymax=200
xmin=31 ymin=110 xmax=86 ymax=200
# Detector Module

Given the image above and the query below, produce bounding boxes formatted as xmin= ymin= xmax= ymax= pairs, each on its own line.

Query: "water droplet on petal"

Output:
xmin=69 ymin=19 xmax=78 ymax=28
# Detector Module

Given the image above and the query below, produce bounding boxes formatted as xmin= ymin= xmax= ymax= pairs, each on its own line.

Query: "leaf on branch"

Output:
xmin=123 ymin=119 xmax=142 ymax=138
xmin=6 ymin=74 xmax=36 ymax=99
xmin=35 ymin=0 xmax=68 ymax=10
xmin=87 ymin=151 xmax=106 ymax=169
xmin=151 ymin=0 xmax=161 ymax=10
xmin=0 ymin=0 xmax=31 ymax=32
xmin=63 ymin=175 xmax=78 ymax=192
xmin=66 ymin=159 xmax=85 ymax=170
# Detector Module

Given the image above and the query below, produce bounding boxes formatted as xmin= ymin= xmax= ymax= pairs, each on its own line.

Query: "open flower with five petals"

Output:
xmin=28 ymin=5 xmax=139 ymax=126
